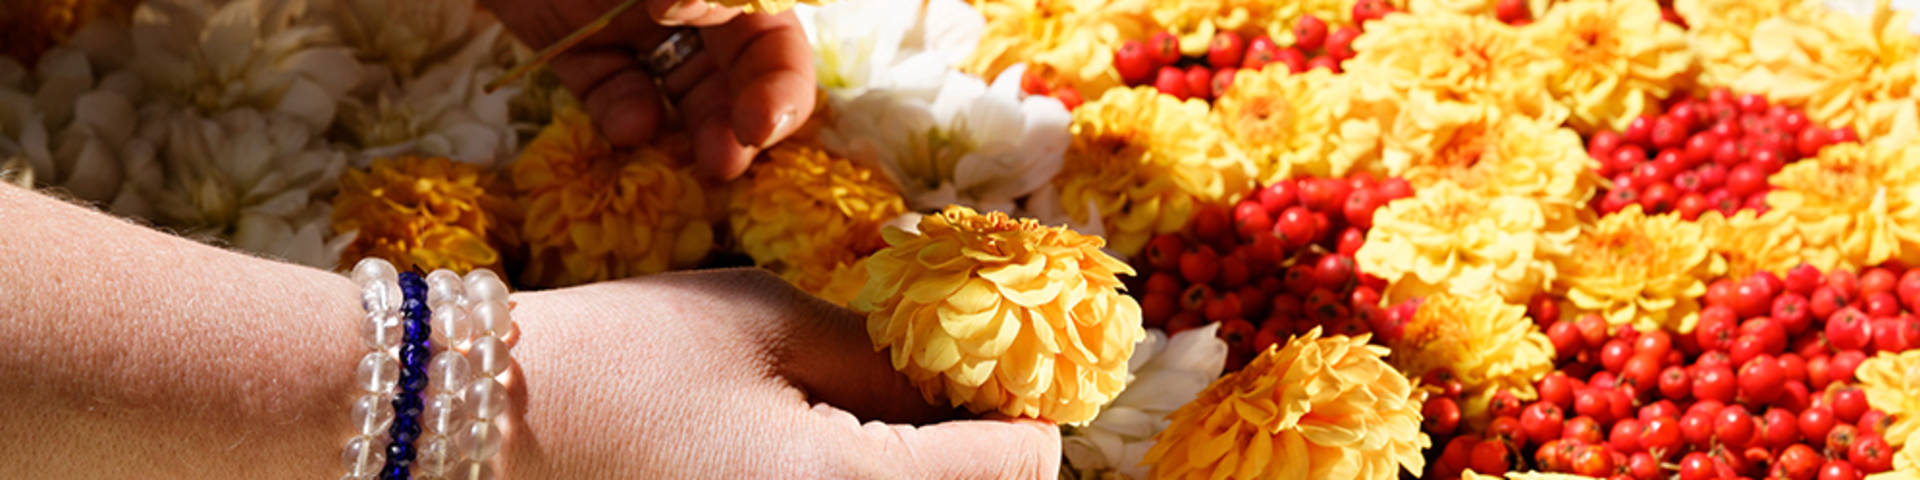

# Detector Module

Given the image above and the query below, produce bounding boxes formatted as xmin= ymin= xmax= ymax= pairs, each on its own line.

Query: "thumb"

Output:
xmin=883 ymin=417 xmax=1062 ymax=480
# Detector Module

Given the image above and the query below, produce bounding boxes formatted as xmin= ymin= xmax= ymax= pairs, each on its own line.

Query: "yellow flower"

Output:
xmin=1213 ymin=68 xmax=1395 ymax=183
xmin=1555 ymin=206 xmax=1720 ymax=333
xmin=1699 ymin=209 xmax=1809 ymax=281
xmin=1381 ymin=102 xmax=1601 ymax=228
xmin=332 ymin=156 xmax=520 ymax=275
xmin=707 ymin=0 xmax=823 ymax=14
xmin=1673 ymin=0 xmax=1817 ymax=87
xmin=1857 ymin=349 xmax=1920 ymax=448
xmin=852 ymin=206 xmax=1144 ymax=423
xmin=1346 ymin=10 xmax=1565 ymax=124
xmin=510 ymin=108 xmax=714 ymax=288
xmin=1407 ymin=0 xmax=1551 ymax=19
xmin=1055 ymin=86 xmax=1253 ymax=257
xmin=1356 ymin=181 xmax=1573 ymax=305
xmin=965 ymin=0 xmax=1155 ymax=100
xmin=1766 ymin=139 xmax=1920 ymax=272
xmin=728 ymin=143 xmax=906 ymax=305
xmin=1523 ymin=0 xmax=1692 ymax=133
xmin=1392 ymin=293 xmax=1554 ymax=425
xmin=1149 ymin=0 xmax=1392 ymax=49
xmin=1144 ymin=328 xmax=1428 ymax=480
xmin=1734 ymin=2 xmax=1920 ymax=138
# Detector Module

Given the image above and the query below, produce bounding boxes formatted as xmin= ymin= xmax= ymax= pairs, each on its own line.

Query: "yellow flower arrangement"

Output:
xmin=1144 ymin=328 xmax=1428 ymax=480
xmin=510 ymin=108 xmax=714 ymax=288
xmin=1380 ymin=102 xmax=1601 ymax=228
xmin=1392 ymin=292 xmax=1555 ymax=425
xmin=1555 ymin=206 xmax=1720 ymax=333
xmin=1345 ymin=10 xmax=1566 ymax=125
xmin=1523 ymin=0 xmax=1692 ymax=133
xmin=1699 ymin=209 xmax=1809 ymax=281
xmin=1673 ymin=0 xmax=1817 ymax=88
xmin=1213 ymin=68 xmax=1395 ymax=183
xmin=728 ymin=143 xmax=906 ymax=306
xmin=1766 ymin=140 xmax=1920 ymax=271
xmin=1355 ymin=181 xmax=1572 ymax=305
xmin=331 ymin=156 xmax=520 ymax=275
xmin=1733 ymin=2 xmax=1920 ymax=138
xmin=1856 ymin=349 xmax=1920 ymax=448
xmin=1149 ymin=0 xmax=1397 ymax=49
xmin=852 ymin=206 xmax=1144 ymax=423
xmin=965 ymin=0 xmax=1155 ymax=100
xmin=1054 ymin=86 xmax=1253 ymax=257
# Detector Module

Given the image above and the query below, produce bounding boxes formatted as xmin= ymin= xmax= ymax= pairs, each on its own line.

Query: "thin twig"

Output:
xmin=485 ymin=0 xmax=646 ymax=93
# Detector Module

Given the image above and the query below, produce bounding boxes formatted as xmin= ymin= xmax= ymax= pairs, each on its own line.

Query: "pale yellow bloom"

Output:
xmin=332 ymin=156 xmax=519 ymax=275
xmin=1381 ymin=102 xmax=1601 ymax=229
xmin=1356 ymin=181 xmax=1572 ymax=305
xmin=1734 ymin=1 xmax=1920 ymax=138
xmin=1213 ymin=68 xmax=1396 ymax=183
xmin=1767 ymin=139 xmax=1920 ymax=271
xmin=729 ymin=143 xmax=906 ymax=306
xmin=1674 ymin=0 xmax=1819 ymax=87
xmin=1144 ymin=329 xmax=1429 ymax=480
xmin=1855 ymin=349 xmax=1920 ymax=447
xmin=1555 ymin=206 xmax=1721 ymax=333
xmin=1393 ymin=293 xmax=1554 ymax=425
xmin=965 ymin=0 xmax=1155 ymax=100
xmin=1346 ymin=11 xmax=1566 ymax=125
xmin=1700 ymin=209 xmax=1811 ymax=281
xmin=1524 ymin=0 xmax=1693 ymax=133
xmin=853 ymin=206 xmax=1143 ymax=423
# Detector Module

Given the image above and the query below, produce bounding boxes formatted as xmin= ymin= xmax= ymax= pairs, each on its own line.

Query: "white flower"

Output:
xmin=1062 ymin=324 xmax=1229 ymax=480
xmin=798 ymin=0 xmax=984 ymax=100
xmin=128 ymin=0 xmax=361 ymax=130
xmin=820 ymin=65 xmax=1069 ymax=214
xmin=0 ymin=41 xmax=156 ymax=207
xmin=322 ymin=0 xmax=505 ymax=79
xmin=337 ymin=24 xmax=519 ymax=168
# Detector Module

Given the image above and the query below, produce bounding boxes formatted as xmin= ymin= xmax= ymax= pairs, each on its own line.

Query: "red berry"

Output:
xmin=1752 ymin=147 xmax=1786 ymax=173
xmin=1727 ymin=164 xmax=1768 ymax=196
xmin=1539 ymin=371 xmax=1577 ymax=408
xmin=1713 ymin=137 xmax=1744 ymax=166
xmin=1819 ymin=459 xmax=1858 ymax=480
xmin=1153 ymin=66 xmax=1188 ymax=100
xmin=1641 ymin=182 xmax=1678 ymax=212
xmin=1375 ymin=177 xmax=1414 ymax=201
xmin=1830 ymin=126 xmax=1860 ymax=144
xmin=1610 ymin=418 xmax=1645 ymax=452
xmin=1574 ymin=388 xmax=1613 ymax=424
xmin=1305 ymin=55 xmax=1339 ymax=73
xmin=1826 ymin=307 xmax=1874 ymax=351
xmin=1624 ymin=116 xmax=1655 ymax=146
xmin=1422 ymin=396 xmax=1462 ymax=436
xmin=1774 ymin=293 xmax=1813 ymax=335
xmin=1642 ymin=416 xmax=1682 ymax=454
xmin=1570 ymin=444 xmax=1615 ymax=477
xmin=1679 ymin=452 xmax=1717 ymax=480
xmin=1273 ymin=207 xmax=1317 ymax=248
xmin=1145 ymin=234 xmax=1185 ymax=270
xmin=1495 ymin=0 xmax=1530 ymax=22
xmin=1652 ymin=116 xmax=1688 ymax=149
xmin=1209 ymin=67 xmax=1237 ymax=100
xmin=1147 ymin=31 xmax=1181 ymax=66
xmin=1714 ymin=405 xmax=1756 ymax=448
xmin=1241 ymin=35 xmax=1278 ymax=70
xmin=1300 ymin=177 xmax=1351 ymax=214
xmin=1274 ymin=46 xmax=1307 ymax=73
xmin=1258 ymin=180 xmax=1299 ymax=212
xmin=1860 ymin=409 xmax=1893 ymax=437
xmin=1293 ymin=15 xmax=1328 ymax=51
xmin=1312 ymin=254 xmax=1355 ymax=291
xmin=1336 ymin=226 xmax=1366 ymax=257
xmin=1590 ymin=130 xmax=1625 ymax=158
xmin=1179 ymin=247 xmax=1220 ymax=285
xmin=1695 ymin=163 xmax=1728 ymax=190
xmin=1183 ymin=65 xmax=1212 ymax=101
xmin=1779 ymin=443 xmax=1822 ymax=480
xmin=1049 ymin=86 xmax=1083 ymax=110
xmin=1115 ymin=41 xmax=1156 ymax=85
xmin=1325 ymin=26 xmax=1361 ymax=60
xmin=1760 ymin=408 xmax=1799 ymax=449
xmin=1204 ymin=292 xmax=1241 ymax=323
xmin=1520 ymin=402 xmax=1565 ymax=444
xmin=1141 ymin=291 xmax=1177 ymax=327
xmin=1798 ymin=126 xmax=1830 ymax=157
xmin=1565 ymin=415 xmax=1606 ymax=445
xmin=1737 ymin=93 xmax=1769 ymax=114
xmin=1658 ymin=365 xmax=1691 ymax=400
xmin=1342 ymin=189 xmax=1379 ymax=228
xmin=1470 ymin=438 xmax=1510 ymax=475
xmin=1207 ymin=32 xmax=1245 ymax=69
xmin=1693 ymin=364 xmax=1737 ymax=403
xmin=1627 ymin=451 xmax=1659 ymax=480
xmin=1601 ymin=338 xmax=1635 ymax=373
xmin=1681 ymin=410 xmax=1715 ymax=446
xmin=1352 ymin=0 xmax=1391 ymax=25
xmin=1786 ymin=263 xmax=1823 ymax=294
xmin=1675 ymin=192 xmax=1710 ymax=219
xmin=1833 ymin=386 xmax=1869 ymax=423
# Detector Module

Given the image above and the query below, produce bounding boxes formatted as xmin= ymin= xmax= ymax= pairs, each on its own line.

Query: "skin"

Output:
xmin=0 ymin=184 xmax=1058 ymax=476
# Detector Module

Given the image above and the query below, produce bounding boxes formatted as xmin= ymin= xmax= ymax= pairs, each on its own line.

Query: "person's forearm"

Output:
xmin=0 ymin=184 xmax=363 ymax=477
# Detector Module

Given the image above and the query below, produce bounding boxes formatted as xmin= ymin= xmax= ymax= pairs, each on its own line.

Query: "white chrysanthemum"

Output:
xmin=1063 ymin=324 xmax=1228 ymax=480
xmin=124 ymin=106 xmax=350 ymax=269
xmin=798 ymin=0 xmax=984 ymax=100
xmin=127 ymin=0 xmax=360 ymax=130
xmin=337 ymin=25 xmax=518 ymax=168
xmin=322 ymin=0 xmax=505 ymax=79
xmin=821 ymin=65 xmax=1070 ymax=215
xmin=0 ymin=43 xmax=154 ymax=206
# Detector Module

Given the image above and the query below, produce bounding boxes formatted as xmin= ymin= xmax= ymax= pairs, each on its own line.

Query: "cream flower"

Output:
xmin=1524 ymin=0 xmax=1693 ymax=133
xmin=1392 ymin=293 xmax=1555 ymax=425
xmin=1356 ymin=181 xmax=1573 ymax=305
xmin=1766 ymin=139 xmax=1920 ymax=271
xmin=0 ymin=43 xmax=151 ymax=206
xmin=322 ymin=0 xmax=504 ymax=80
xmin=1555 ymin=206 xmax=1720 ymax=333
xmin=1062 ymin=325 xmax=1228 ymax=480
xmin=1734 ymin=1 xmax=1920 ymax=138
xmin=1213 ymin=68 xmax=1396 ymax=183
xmin=1346 ymin=11 xmax=1566 ymax=125
xmin=1380 ymin=100 xmax=1600 ymax=228
xmin=1700 ymin=209 xmax=1811 ymax=281
xmin=337 ymin=24 xmax=519 ymax=168
xmin=127 ymin=0 xmax=361 ymax=130
xmin=799 ymin=0 xmax=983 ymax=100
xmin=1674 ymin=0 xmax=1818 ymax=87
xmin=1856 ymin=349 xmax=1920 ymax=448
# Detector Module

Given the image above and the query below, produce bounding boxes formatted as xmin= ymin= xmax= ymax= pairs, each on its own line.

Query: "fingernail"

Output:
xmin=756 ymin=109 xmax=796 ymax=148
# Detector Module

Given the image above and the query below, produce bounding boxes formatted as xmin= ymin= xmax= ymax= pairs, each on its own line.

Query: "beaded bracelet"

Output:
xmin=343 ymin=259 xmax=405 ymax=478
xmin=449 ymin=269 xmax=515 ymax=480
xmin=382 ymin=271 xmax=433 ymax=479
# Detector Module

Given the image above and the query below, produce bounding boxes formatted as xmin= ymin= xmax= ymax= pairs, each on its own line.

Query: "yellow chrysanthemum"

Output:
xmin=1766 ymin=139 xmax=1920 ymax=272
xmin=1345 ymin=10 xmax=1566 ymax=124
xmin=1523 ymin=0 xmax=1692 ymax=133
xmin=510 ymin=108 xmax=714 ymax=288
xmin=728 ymin=143 xmax=906 ymax=305
xmin=705 ymin=0 xmax=824 ymax=14
xmin=331 ymin=156 xmax=520 ymax=275
xmin=1555 ymin=206 xmax=1720 ymax=333
xmin=1856 ymin=349 xmax=1920 ymax=447
xmin=1700 ymin=209 xmax=1809 ymax=281
xmin=1054 ymin=86 xmax=1253 ymax=257
xmin=1381 ymin=102 xmax=1601 ymax=228
xmin=1149 ymin=0 xmax=1401 ymax=49
xmin=852 ymin=206 xmax=1144 ymax=423
xmin=965 ymin=0 xmax=1155 ymax=100
xmin=1733 ymin=2 xmax=1920 ymax=138
xmin=1673 ymin=0 xmax=1817 ymax=88
xmin=1213 ymin=68 xmax=1395 ymax=183
xmin=1356 ymin=181 xmax=1572 ymax=305
xmin=1144 ymin=328 xmax=1428 ymax=480
xmin=1393 ymin=293 xmax=1554 ymax=425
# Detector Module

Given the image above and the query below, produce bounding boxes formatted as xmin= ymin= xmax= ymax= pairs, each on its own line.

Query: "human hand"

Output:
xmin=481 ymin=0 xmax=816 ymax=180
xmin=500 ymin=269 xmax=1060 ymax=478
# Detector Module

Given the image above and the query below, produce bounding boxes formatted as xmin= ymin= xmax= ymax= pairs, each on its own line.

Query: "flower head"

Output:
xmin=800 ymin=0 xmax=983 ymax=100
xmin=331 ymin=155 xmax=519 ymax=275
xmin=1674 ymin=0 xmax=1818 ymax=87
xmin=852 ymin=206 xmax=1144 ymax=423
xmin=1856 ymin=349 xmax=1920 ymax=448
xmin=1062 ymin=325 xmax=1229 ymax=480
xmin=127 ymin=0 xmax=361 ymax=130
xmin=0 ymin=42 xmax=148 ymax=206
xmin=1355 ymin=181 xmax=1572 ymax=304
xmin=510 ymin=107 xmax=714 ymax=288
xmin=1053 ymin=86 xmax=1252 ymax=257
xmin=1392 ymin=293 xmax=1554 ymax=424
xmin=965 ymin=0 xmax=1155 ymax=99
xmin=1213 ymin=68 xmax=1394 ymax=183
xmin=1523 ymin=0 xmax=1693 ymax=133
xmin=323 ymin=0 xmax=505 ymax=79
xmin=1766 ymin=139 xmax=1920 ymax=271
xmin=1346 ymin=11 xmax=1564 ymax=124
xmin=1733 ymin=2 xmax=1920 ymax=137
xmin=1555 ymin=206 xmax=1720 ymax=333
xmin=338 ymin=25 xmax=519 ymax=168
xmin=1143 ymin=328 xmax=1428 ymax=480
xmin=1699 ymin=209 xmax=1809 ymax=280
xmin=1381 ymin=103 xmax=1601 ymax=228
xmin=729 ymin=143 xmax=906 ymax=305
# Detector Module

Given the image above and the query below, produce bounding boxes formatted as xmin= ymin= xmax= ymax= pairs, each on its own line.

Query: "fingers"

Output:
xmin=677 ymin=72 xmax=759 ymax=179
xmin=703 ymin=11 xmax=816 ymax=154
xmin=648 ymin=0 xmax=742 ymax=26
xmin=827 ymin=413 xmax=1062 ymax=480
xmin=550 ymin=48 xmax=666 ymax=146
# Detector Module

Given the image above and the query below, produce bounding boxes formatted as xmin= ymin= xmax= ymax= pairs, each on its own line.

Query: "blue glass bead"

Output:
xmin=401 ymin=343 xmax=431 ymax=369
xmin=380 ymin=463 xmax=409 ymax=480
xmin=404 ymin=318 xmax=431 ymax=344
xmin=394 ymin=395 xmax=423 ymax=418
xmin=401 ymin=371 xmax=428 ymax=393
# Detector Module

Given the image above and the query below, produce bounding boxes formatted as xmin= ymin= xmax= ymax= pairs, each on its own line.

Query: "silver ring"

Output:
xmin=646 ymin=29 xmax=702 ymax=76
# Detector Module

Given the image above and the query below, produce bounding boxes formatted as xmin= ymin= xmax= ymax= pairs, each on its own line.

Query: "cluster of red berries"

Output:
xmin=1019 ymin=71 xmax=1089 ymax=111
xmin=1588 ymin=88 xmax=1859 ymax=220
xmin=1132 ymin=174 xmax=1414 ymax=369
xmin=1422 ymin=264 xmax=1920 ymax=480
xmin=1110 ymin=0 xmax=1396 ymax=102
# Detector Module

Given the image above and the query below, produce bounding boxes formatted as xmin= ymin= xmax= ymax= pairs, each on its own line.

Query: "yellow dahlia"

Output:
xmin=1054 ymin=86 xmax=1253 ymax=257
xmin=331 ymin=156 xmax=520 ymax=275
xmin=1213 ymin=68 xmax=1395 ymax=183
xmin=1392 ymin=293 xmax=1554 ymax=425
xmin=1143 ymin=328 xmax=1428 ymax=480
xmin=1555 ymin=206 xmax=1720 ymax=333
xmin=1523 ymin=0 xmax=1693 ymax=133
xmin=1345 ymin=11 xmax=1565 ymax=124
xmin=1381 ymin=102 xmax=1601 ymax=228
xmin=1734 ymin=2 xmax=1920 ymax=138
xmin=852 ymin=206 xmax=1144 ymax=423
xmin=1856 ymin=349 xmax=1920 ymax=447
xmin=965 ymin=0 xmax=1155 ymax=100
xmin=1767 ymin=140 xmax=1920 ymax=271
xmin=728 ymin=143 xmax=906 ymax=306
xmin=1699 ymin=209 xmax=1809 ymax=281
xmin=1356 ymin=181 xmax=1572 ymax=305
xmin=510 ymin=108 xmax=714 ymax=288
xmin=1673 ymin=0 xmax=1817 ymax=88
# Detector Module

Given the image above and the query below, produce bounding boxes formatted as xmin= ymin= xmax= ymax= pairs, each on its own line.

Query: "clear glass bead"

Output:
xmin=467 ymin=336 xmax=510 ymax=377
xmin=350 ymin=259 xmax=398 ymax=289
xmin=469 ymin=301 xmax=513 ymax=341
xmin=338 ymin=474 xmax=373 ymax=480
xmin=351 ymin=393 xmax=394 ymax=435
xmin=426 ymin=270 xmax=465 ymax=309
xmin=362 ymin=311 xmax=403 ymax=351
xmin=341 ymin=435 xmax=386 ymax=476
xmin=458 ymin=420 xmax=502 ymax=461
xmin=463 ymin=378 xmax=508 ymax=420
xmin=430 ymin=305 xmax=474 ymax=350
xmin=465 ymin=270 xmax=509 ymax=306
xmin=415 ymin=434 xmax=457 ymax=475
xmin=451 ymin=460 xmax=494 ymax=480
xmin=360 ymin=278 xmax=403 ymax=315
xmin=356 ymin=351 xmax=399 ymax=394
xmin=422 ymin=391 xmax=464 ymax=434
xmin=427 ymin=351 xmax=471 ymax=394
